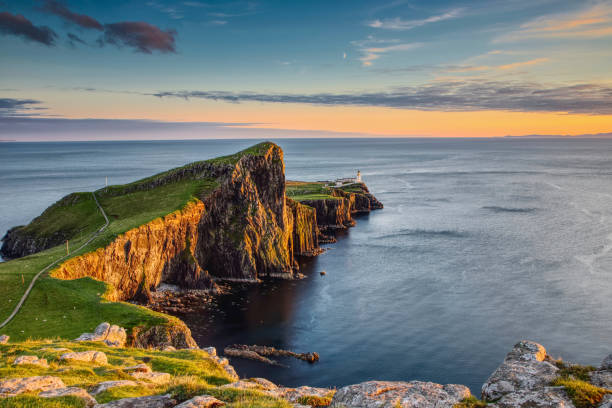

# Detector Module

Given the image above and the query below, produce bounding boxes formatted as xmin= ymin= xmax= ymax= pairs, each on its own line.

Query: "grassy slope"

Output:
xmin=286 ymin=181 xmax=338 ymax=202
xmin=0 ymin=340 xmax=291 ymax=408
xmin=0 ymin=171 xmax=218 ymax=341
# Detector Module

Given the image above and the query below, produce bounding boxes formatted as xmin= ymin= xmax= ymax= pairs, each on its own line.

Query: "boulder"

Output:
xmin=92 ymin=394 xmax=176 ymax=407
xmin=129 ymin=371 xmax=171 ymax=384
xmin=39 ymin=386 xmax=97 ymax=407
xmin=75 ymin=322 xmax=127 ymax=347
xmin=249 ymin=378 xmax=278 ymax=390
xmin=490 ymin=388 xmax=575 ymax=407
xmin=0 ymin=334 xmax=8 ymax=344
xmin=330 ymin=380 xmax=470 ymax=408
xmin=590 ymin=370 xmax=612 ymax=390
xmin=13 ymin=355 xmax=49 ymax=368
xmin=602 ymin=355 xmax=612 ymax=370
xmin=61 ymin=350 xmax=108 ymax=365
xmin=203 ymin=347 xmax=217 ymax=356
xmin=90 ymin=380 xmax=139 ymax=396
xmin=276 ymin=386 xmax=332 ymax=403
xmin=123 ymin=363 xmax=152 ymax=374
xmin=174 ymin=395 xmax=226 ymax=408
xmin=0 ymin=376 xmax=66 ymax=397
xmin=481 ymin=341 xmax=559 ymax=401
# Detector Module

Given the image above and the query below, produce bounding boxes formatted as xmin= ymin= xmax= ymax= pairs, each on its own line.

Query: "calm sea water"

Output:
xmin=2 ymin=138 xmax=612 ymax=393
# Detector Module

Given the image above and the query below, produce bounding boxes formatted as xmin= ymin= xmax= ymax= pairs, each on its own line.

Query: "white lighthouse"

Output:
xmin=356 ymin=170 xmax=362 ymax=182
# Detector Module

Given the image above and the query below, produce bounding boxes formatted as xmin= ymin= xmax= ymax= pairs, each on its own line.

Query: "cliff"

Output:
xmin=3 ymin=143 xmax=382 ymax=306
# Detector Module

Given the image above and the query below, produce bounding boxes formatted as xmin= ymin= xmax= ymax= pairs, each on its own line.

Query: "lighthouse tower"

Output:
xmin=356 ymin=170 xmax=362 ymax=182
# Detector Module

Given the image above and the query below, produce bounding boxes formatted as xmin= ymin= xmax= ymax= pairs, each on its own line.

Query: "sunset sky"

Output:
xmin=1 ymin=0 xmax=612 ymax=140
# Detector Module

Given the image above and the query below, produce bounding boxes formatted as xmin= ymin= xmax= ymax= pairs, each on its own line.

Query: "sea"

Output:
xmin=1 ymin=138 xmax=611 ymax=393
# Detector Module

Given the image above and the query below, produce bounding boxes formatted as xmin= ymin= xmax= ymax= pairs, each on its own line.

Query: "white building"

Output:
xmin=334 ymin=170 xmax=362 ymax=186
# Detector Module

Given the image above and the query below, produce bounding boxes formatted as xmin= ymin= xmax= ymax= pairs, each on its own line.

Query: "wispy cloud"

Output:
xmin=102 ymin=22 xmax=177 ymax=54
xmin=0 ymin=11 xmax=56 ymax=46
xmin=368 ymin=9 xmax=463 ymax=30
xmin=352 ymin=36 xmax=421 ymax=66
xmin=146 ymin=1 xmax=184 ymax=20
xmin=495 ymin=2 xmax=612 ymax=42
xmin=42 ymin=0 xmax=103 ymax=30
xmin=150 ymin=80 xmax=612 ymax=115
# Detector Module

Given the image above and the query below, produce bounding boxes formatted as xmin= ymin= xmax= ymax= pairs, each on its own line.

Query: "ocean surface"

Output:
xmin=2 ymin=138 xmax=612 ymax=393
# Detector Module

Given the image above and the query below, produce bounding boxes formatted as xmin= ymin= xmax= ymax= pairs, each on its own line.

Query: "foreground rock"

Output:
xmin=489 ymin=388 xmax=575 ymax=407
xmin=61 ymin=350 xmax=108 ymax=365
xmin=93 ymin=394 xmax=176 ymax=408
xmin=13 ymin=355 xmax=49 ymax=368
xmin=39 ymin=386 xmax=97 ymax=407
xmin=90 ymin=380 xmax=138 ymax=396
xmin=0 ymin=376 xmax=66 ymax=397
xmin=75 ymin=322 xmax=127 ymax=347
xmin=174 ymin=395 xmax=225 ymax=408
xmin=0 ymin=335 xmax=8 ymax=344
xmin=330 ymin=380 xmax=470 ymax=408
xmin=481 ymin=341 xmax=559 ymax=400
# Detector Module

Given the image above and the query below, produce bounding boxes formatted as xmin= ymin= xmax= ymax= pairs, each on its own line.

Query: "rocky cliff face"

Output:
xmin=300 ymin=183 xmax=384 ymax=231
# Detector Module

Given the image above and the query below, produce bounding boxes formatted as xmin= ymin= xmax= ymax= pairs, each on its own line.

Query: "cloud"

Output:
xmin=103 ymin=22 xmax=177 ymax=53
xmin=42 ymin=0 xmax=103 ymax=30
xmin=150 ymin=80 xmax=612 ymax=115
xmin=497 ymin=57 xmax=549 ymax=70
xmin=0 ymin=97 xmax=46 ymax=117
xmin=495 ymin=3 xmax=612 ymax=42
xmin=146 ymin=1 xmax=184 ymax=20
xmin=368 ymin=9 xmax=462 ymax=30
xmin=360 ymin=43 xmax=422 ymax=66
xmin=0 ymin=11 xmax=56 ymax=45
xmin=351 ymin=36 xmax=421 ymax=66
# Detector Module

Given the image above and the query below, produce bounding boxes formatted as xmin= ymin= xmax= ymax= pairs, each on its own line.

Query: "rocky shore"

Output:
xmin=1 ymin=328 xmax=610 ymax=407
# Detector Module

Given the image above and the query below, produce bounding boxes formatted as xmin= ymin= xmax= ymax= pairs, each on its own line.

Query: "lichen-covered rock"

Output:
xmin=203 ymin=346 xmax=217 ymax=356
xmin=481 ymin=341 xmax=558 ymax=401
xmin=13 ymin=355 xmax=49 ymax=368
xmin=131 ymin=321 xmax=198 ymax=349
xmin=174 ymin=395 xmax=226 ymax=408
xmin=276 ymin=386 xmax=332 ymax=403
xmin=490 ymin=388 xmax=575 ymax=407
xmin=90 ymin=381 xmax=139 ymax=396
xmin=211 ymin=356 xmax=239 ymax=380
xmin=75 ymin=322 xmax=127 ymax=347
xmin=92 ymin=394 xmax=176 ymax=407
xmin=129 ymin=371 xmax=171 ymax=384
xmin=60 ymin=350 xmax=108 ymax=365
xmin=39 ymin=386 xmax=97 ymax=407
xmin=330 ymin=380 xmax=470 ymax=408
xmin=590 ymin=370 xmax=612 ymax=390
xmin=0 ymin=335 xmax=8 ymax=344
xmin=0 ymin=376 xmax=66 ymax=397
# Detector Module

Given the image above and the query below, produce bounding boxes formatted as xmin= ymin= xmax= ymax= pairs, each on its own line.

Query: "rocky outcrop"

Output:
xmin=0 ymin=376 xmax=66 ymax=397
xmin=13 ymin=355 xmax=49 ymax=368
xmin=286 ymin=198 xmax=320 ymax=256
xmin=224 ymin=344 xmax=319 ymax=364
xmin=301 ymin=197 xmax=353 ymax=231
xmin=0 ymin=335 xmax=8 ymax=344
xmin=481 ymin=341 xmax=559 ymax=401
xmin=75 ymin=322 xmax=127 ymax=347
xmin=39 ymin=387 xmax=97 ymax=407
xmin=93 ymin=394 xmax=176 ymax=408
xmin=60 ymin=350 xmax=108 ymax=365
xmin=174 ymin=395 xmax=225 ymax=408
xmin=490 ymin=388 xmax=574 ymax=407
xmin=330 ymin=380 xmax=470 ymax=408
xmin=130 ymin=320 xmax=198 ymax=350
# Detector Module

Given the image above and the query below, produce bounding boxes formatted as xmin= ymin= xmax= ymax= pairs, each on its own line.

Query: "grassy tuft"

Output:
xmin=296 ymin=393 xmax=334 ymax=407
xmin=453 ymin=396 xmax=488 ymax=407
xmin=551 ymin=377 xmax=611 ymax=408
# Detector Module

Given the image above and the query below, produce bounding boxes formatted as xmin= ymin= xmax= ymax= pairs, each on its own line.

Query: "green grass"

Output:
xmin=551 ymin=377 xmax=611 ymax=408
xmin=554 ymin=360 xmax=597 ymax=382
xmin=286 ymin=182 xmax=338 ymax=202
xmin=0 ymin=338 xmax=301 ymax=407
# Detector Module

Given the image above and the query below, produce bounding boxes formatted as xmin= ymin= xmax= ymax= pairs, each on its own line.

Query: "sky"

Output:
xmin=1 ymin=0 xmax=612 ymax=140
